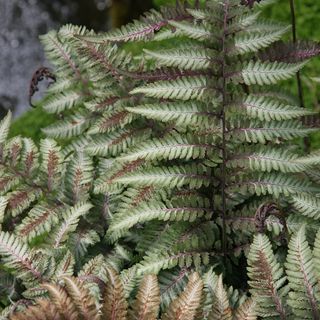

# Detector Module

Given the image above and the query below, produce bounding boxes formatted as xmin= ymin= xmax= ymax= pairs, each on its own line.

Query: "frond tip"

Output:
xmin=162 ymin=272 xmax=203 ymax=320
xmin=130 ymin=274 xmax=160 ymax=320
xmin=247 ymin=233 xmax=288 ymax=318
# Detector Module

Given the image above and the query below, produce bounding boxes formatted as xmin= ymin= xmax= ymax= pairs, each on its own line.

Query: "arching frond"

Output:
xmin=42 ymin=91 xmax=82 ymax=114
xmin=126 ymin=102 xmax=218 ymax=128
xmin=51 ymin=202 xmax=93 ymax=248
xmin=230 ymin=173 xmax=316 ymax=198
xmin=42 ymin=111 xmax=91 ymax=139
xmin=137 ymin=250 xmax=210 ymax=276
xmin=0 ymin=111 xmax=12 ymax=147
xmin=240 ymin=61 xmax=307 ymax=85
xmin=232 ymin=120 xmax=316 ymax=144
xmin=64 ymin=152 xmax=94 ymax=204
xmin=144 ymin=47 xmax=213 ymax=71
xmin=230 ymin=94 xmax=314 ymax=121
xmin=117 ymin=134 xmax=216 ymax=163
xmin=85 ymin=127 xmax=151 ymax=157
xmin=233 ymin=26 xmax=290 ymax=55
xmin=130 ymin=77 xmax=212 ymax=102
xmin=62 ymin=276 xmax=100 ymax=320
xmin=247 ymin=233 xmax=288 ymax=318
xmin=208 ymin=275 xmax=232 ymax=320
xmin=41 ymin=282 xmax=78 ymax=319
xmin=162 ymin=272 xmax=203 ymax=320
xmin=286 ymin=226 xmax=320 ymax=319
xmin=168 ymin=21 xmax=212 ymax=41
xmin=81 ymin=7 xmax=186 ymax=43
xmin=233 ymin=298 xmax=257 ymax=320
xmin=102 ymin=267 xmax=128 ymax=320
xmin=107 ymin=198 xmax=213 ymax=242
xmin=130 ymin=274 xmax=160 ymax=320
xmin=228 ymin=147 xmax=307 ymax=173
xmin=15 ymin=204 xmax=60 ymax=242
xmin=291 ymin=194 xmax=320 ymax=220
xmin=112 ymin=164 xmax=212 ymax=189
xmin=0 ymin=231 xmax=45 ymax=284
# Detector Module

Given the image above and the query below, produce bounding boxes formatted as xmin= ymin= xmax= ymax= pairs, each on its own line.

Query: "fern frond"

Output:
xmin=42 ymin=91 xmax=82 ymax=114
xmin=208 ymin=274 xmax=232 ymax=320
xmin=247 ymin=233 xmax=288 ymax=318
xmin=0 ymin=111 xmax=12 ymax=148
xmin=240 ymin=60 xmax=307 ymax=85
xmin=231 ymin=94 xmax=314 ymax=121
xmin=0 ymin=231 xmax=44 ymax=283
xmin=88 ymin=110 xmax=134 ymax=135
xmin=232 ymin=120 xmax=316 ymax=144
xmin=158 ymin=268 xmax=190 ymax=310
xmin=137 ymin=250 xmax=210 ymax=275
xmin=130 ymin=76 xmax=211 ymax=101
xmin=117 ymin=134 xmax=216 ymax=163
xmin=108 ymin=199 xmax=212 ymax=242
xmin=52 ymin=202 xmax=93 ymax=248
xmin=55 ymin=251 xmax=75 ymax=278
xmin=20 ymin=138 xmax=39 ymax=176
xmin=9 ymin=299 xmax=60 ymax=320
xmin=130 ymin=274 xmax=160 ymax=320
xmin=62 ymin=276 xmax=100 ymax=320
xmin=78 ymin=254 xmax=107 ymax=280
xmin=126 ymin=102 xmax=218 ymax=128
xmin=85 ymin=127 xmax=151 ymax=157
xmin=42 ymin=111 xmax=91 ymax=139
xmin=64 ymin=152 xmax=93 ymax=204
xmin=233 ymin=298 xmax=256 ymax=320
xmin=144 ymin=47 xmax=213 ymax=71
xmin=7 ymin=187 xmax=42 ymax=217
xmin=162 ymin=272 xmax=203 ymax=320
xmin=82 ymin=7 xmax=185 ymax=43
xmin=40 ymin=28 xmax=89 ymax=90
xmin=259 ymin=40 xmax=320 ymax=63
xmin=231 ymin=173 xmax=316 ymax=197
xmin=0 ymin=173 xmax=20 ymax=196
xmin=0 ymin=197 xmax=7 ymax=228
xmin=291 ymin=194 xmax=320 ymax=220
xmin=313 ymin=229 xmax=320 ymax=279
xmin=94 ymin=159 xmax=145 ymax=193
xmin=112 ymin=164 xmax=212 ymax=189
xmin=40 ymin=139 xmax=62 ymax=192
xmin=296 ymin=150 xmax=320 ymax=166
xmin=168 ymin=20 xmax=212 ymax=41
xmin=228 ymin=147 xmax=307 ymax=173
xmin=41 ymin=282 xmax=78 ymax=319
xmin=102 ymin=267 xmax=128 ymax=320
xmin=15 ymin=204 xmax=60 ymax=242
xmin=68 ymin=229 xmax=100 ymax=262
xmin=286 ymin=226 xmax=320 ymax=318
xmin=233 ymin=26 xmax=290 ymax=55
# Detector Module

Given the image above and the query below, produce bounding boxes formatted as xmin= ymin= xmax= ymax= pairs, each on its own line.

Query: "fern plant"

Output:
xmin=1 ymin=0 xmax=320 ymax=318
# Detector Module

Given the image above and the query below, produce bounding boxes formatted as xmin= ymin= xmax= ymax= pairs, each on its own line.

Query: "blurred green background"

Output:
xmin=10 ymin=0 xmax=320 ymax=147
